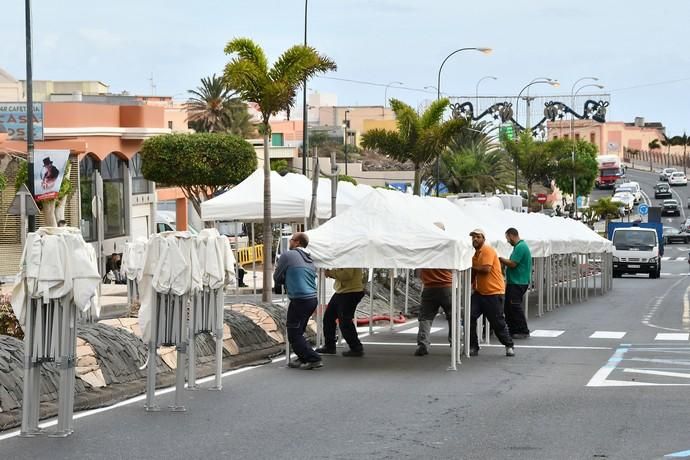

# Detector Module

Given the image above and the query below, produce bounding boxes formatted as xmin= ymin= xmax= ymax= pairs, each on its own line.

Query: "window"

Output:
xmin=79 ymin=155 xmax=100 ymax=242
xmin=553 ymin=135 xmax=558 ymax=139
xmin=590 ymin=133 xmax=595 ymax=143
xmin=130 ymin=152 xmax=152 ymax=194
xmin=168 ymin=120 xmax=173 ymax=129
xmin=101 ymin=154 xmax=127 ymax=239
xmin=575 ymin=133 xmax=581 ymax=141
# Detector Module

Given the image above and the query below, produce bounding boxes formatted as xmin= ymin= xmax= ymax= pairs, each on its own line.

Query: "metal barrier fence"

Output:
xmin=236 ymin=244 xmax=264 ymax=267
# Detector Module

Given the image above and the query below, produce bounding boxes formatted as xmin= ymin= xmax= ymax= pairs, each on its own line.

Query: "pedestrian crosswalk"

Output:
xmin=368 ymin=325 xmax=690 ymax=342
xmin=661 ymin=256 xmax=690 ymax=261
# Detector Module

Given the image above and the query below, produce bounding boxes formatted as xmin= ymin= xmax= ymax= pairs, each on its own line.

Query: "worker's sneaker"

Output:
xmin=511 ymin=333 xmax=530 ymax=340
xmin=505 ymin=347 xmax=515 ymax=357
xmin=414 ymin=345 xmax=428 ymax=356
xmin=469 ymin=348 xmax=479 ymax=357
xmin=299 ymin=360 xmax=323 ymax=370
xmin=314 ymin=346 xmax=337 ymax=355
xmin=342 ymin=349 xmax=364 ymax=357
xmin=287 ymin=359 xmax=302 ymax=369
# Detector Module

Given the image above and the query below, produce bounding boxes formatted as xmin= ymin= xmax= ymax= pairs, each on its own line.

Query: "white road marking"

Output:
xmin=530 ymin=329 xmax=565 ymax=337
xmin=587 ymin=346 xmax=690 ymax=387
xmin=655 ymin=333 xmax=690 ymax=341
xmin=623 ymin=368 xmax=690 ymax=379
xmin=670 ymin=187 xmax=687 ymax=220
xmin=642 ymin=276 xmax=689 ymax=331
xmin=681 ymin=286 xmax=690 ymax=329
xmin=359 ymin=341 xmax=610 ymax=350
xmin=397 ymin=326 xmax=442 ymax=334
xmin=590 ymin=331 xmax=627 ymax=339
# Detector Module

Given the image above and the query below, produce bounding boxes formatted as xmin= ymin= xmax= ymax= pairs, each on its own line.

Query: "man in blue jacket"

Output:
xmin=273 ymin=232 xmax=322 ymax=369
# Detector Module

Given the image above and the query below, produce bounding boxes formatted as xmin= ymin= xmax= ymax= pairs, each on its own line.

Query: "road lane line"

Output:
xmin=590 ymin=331 xmax=627 ymax=339
xmin=681 ymin=286 xmax=690 ymax=329
xmin=623 ymin=368 xmax=690 ymax=379
xmin=655 ymin=333 xmax=690 ymax=341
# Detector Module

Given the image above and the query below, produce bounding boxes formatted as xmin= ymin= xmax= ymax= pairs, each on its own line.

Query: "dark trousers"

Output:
xmin=470 ymin=293 xmax=514 ymax=350
xmin=417 ymin=287 xmax=452 ymax=348
xmin=504 ymin=284 xmax=530 ymax=335
xmin=287 ymin=297 xmax=321 ymax=363
xmin=323 ymin=291 xmax=365 ymax=351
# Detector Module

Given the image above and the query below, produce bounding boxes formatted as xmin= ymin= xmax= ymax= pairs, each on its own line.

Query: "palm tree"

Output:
xmin=590 ymin=197 xmax=622 ymax=235
xmin=224 ymin=38 xmax=336 ymax=302
xmin=360 ymin=98 xmax=464 ymax=195
xmin=186 ymin=74 xmax=256 ymax=136
xmin=505 ymin=132 xmax=556 ymax=210
xmin=435 ymin=137 xmax=513 ymax=194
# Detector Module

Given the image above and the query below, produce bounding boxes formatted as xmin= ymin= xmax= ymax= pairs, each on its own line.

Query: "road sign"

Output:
xmin=536 ymin=193 xmax=547 ymax=204
xmin=638 ymin=204 xmax=649 ymax=216
xmin=499 ymin=122 xmax=515 ymax=141
xmin=7 ymin=184 xmax=39 ymax=216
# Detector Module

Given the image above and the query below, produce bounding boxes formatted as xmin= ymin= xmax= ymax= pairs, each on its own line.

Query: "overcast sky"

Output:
xmin=4 ymin=1 xmax=689 ymax=134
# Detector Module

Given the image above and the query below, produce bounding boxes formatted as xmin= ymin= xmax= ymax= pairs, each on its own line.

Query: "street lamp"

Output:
xmin=383 ymin=81 xmax=403 ymax=117
xmin=344 ymin=110 xmax=350 ymax=176
xmin=301 ymin=0 xmax=309 ymax=175
xmin=513 ymin=78 xmax=560 ymax=195
xmin=475 ymin=75 xmax=497 ymax=113
xmin=435 ymin=46 xmax=492 ymax=196
xmin=571 ymin=79 xmax=604 ymax=215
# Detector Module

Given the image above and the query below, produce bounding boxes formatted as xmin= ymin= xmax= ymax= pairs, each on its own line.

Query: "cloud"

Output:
xmin=78 ymin=28 xmax=124 ymax=48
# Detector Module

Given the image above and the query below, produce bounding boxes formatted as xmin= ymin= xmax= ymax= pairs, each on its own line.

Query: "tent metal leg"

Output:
xmin=448 ymin=270 xmax=458 ymax=371
xmin=404 ymin=269 xmax=409 ymax=316
xmin=20 ymin=299 xmax=40 ymax=437
xmin=389 ymin=269 xmax=395 ymax=331
xmin=170 ymin=295 xmax=187 ymax=412
xmin=187 ymin=292 xmax=198 ymax=391
xmin=210 ymin=288 xmax=224 ymax=391
xmin=463 ymin=269 xmax=471 ymax=358
xmin=145 ymin=298 xmax=160 ymax=412
xmin=369 ymin=270 xmax=374 ymax=336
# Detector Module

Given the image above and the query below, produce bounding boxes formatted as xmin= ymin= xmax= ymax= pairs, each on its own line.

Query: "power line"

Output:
xmin=608 ymin=77 xmax=690 ymax=93
xmin=315 ymin=75 xmax=435 ymax=94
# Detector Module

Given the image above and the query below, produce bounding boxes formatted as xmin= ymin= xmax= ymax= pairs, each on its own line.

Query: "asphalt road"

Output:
xmin=2 ymin=268 xmax=690 ymax=458
xmin=2 ymin=170 xmax=689 ymax=459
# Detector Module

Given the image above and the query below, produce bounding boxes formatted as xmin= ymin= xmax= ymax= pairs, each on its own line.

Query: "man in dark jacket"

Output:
xmin=273 ymin=232 xmax=322 ymax=369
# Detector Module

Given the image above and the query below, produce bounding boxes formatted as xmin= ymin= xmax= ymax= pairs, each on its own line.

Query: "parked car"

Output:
xmin=660 ymin=167 xmax=677 ymax=181
xmin=662 ymin=199 xmax=681 ymax=216
xmin=654 ymin=183 xmax=672 ymax=199
xmin=612 ymin=192 xmax=635 ymax=213
xmin=615 ymin=183 xmax=642 ymax=203
xmin=663 ymin=226 xmax=689 ymax=244
xmin=669 ymin=171 xmax=688 ymax=186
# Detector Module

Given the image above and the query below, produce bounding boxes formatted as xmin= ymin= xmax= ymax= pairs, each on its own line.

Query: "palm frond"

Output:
xmin=269 ymin=45 xmax=337 ymax=87
xmin=224 ymin=38 xmax=268 ymax=74
xmin=419 ymin=98 xmax=449 ymax=129
xmin=360 ymin=129 xmax=408 ymax=163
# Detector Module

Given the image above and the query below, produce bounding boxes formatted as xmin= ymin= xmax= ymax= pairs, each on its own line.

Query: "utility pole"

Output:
xmin=25 ymin=0 xmax=36 ymax=232
xmin=301 ymin=0 xmax=309 ymax=175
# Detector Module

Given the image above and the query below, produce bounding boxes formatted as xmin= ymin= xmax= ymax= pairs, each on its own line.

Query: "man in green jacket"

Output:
xmin=315 ymin=268 xmax=366 ymax=357
xmin=499 ymin=227 xmax=532 ymax=339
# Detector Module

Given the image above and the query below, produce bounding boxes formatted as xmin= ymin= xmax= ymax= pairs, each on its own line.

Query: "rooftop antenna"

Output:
xmin=148 ymin=73 xmax=156 ymax=95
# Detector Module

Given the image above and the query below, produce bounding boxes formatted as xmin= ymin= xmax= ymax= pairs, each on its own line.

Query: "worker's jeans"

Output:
xmin=287 ymin=297 xmax=321 ymax=363
xmin=322 ymin=291 xmax=365 ymax=351
xmin=470 ymin=293 xmax=514 ymax=350
xmin=504 ymin=284 xmax=530 ymax=335
xmin=416 ymin=287 xmax=452 ymax=349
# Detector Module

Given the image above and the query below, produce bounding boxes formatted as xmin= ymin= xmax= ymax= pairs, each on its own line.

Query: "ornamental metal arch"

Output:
xmin=449 ymin=99 xmax=609 ymax=137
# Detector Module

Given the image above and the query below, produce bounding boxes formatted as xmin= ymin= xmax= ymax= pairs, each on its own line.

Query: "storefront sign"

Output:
xmin=0 ymin=102 xmax=44 ymax=141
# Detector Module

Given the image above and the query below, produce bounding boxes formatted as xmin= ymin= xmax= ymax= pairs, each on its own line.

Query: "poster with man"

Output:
xmin=34 ymin=149 xmax=69 ymax=201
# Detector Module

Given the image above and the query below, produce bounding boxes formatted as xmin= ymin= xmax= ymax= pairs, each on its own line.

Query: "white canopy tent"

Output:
xmin=306 ymin=189 xmax=475 ymax=370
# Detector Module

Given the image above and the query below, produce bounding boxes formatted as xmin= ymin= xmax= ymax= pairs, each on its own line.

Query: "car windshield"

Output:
xmin=664 ymin=200 xmax=678 ymax=205
xmin=664 ymin=227 xmax=679 ymax=235
xmin=672 ymin=172 xmax=685 ymax=178
xmin=601 ymin=168 xmax=619 ymax=176
xmin=613 ymin=230 xmax=657 ymax=250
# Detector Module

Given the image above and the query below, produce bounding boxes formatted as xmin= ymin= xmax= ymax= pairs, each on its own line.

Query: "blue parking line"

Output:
xmin=666 ymin=449 xmax=690 ymax=458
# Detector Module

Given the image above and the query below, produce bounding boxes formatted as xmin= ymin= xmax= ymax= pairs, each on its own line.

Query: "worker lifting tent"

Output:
xmin=306 ymin=189 xmax=474 ymax=370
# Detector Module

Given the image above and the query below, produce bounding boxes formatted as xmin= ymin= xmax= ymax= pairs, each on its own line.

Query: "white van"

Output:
xmin=155 ymin=211 xmax=199 ymax=234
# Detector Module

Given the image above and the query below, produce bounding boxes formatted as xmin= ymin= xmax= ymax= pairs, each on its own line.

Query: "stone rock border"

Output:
xmin=0 ymin=302 xmax=304 ymax=432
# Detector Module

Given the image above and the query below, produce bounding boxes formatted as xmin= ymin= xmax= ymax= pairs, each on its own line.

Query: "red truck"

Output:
xmin=595 ymin=154 xmax=621 ymax=189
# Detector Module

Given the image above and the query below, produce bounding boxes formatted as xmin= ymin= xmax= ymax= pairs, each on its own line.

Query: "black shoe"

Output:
xmin=511 ymin=333 xmax=530 ymax=340
xmin=342 ymin=349 xmax=364 ymax=357
xmin=314 ymin=346 xmax=337 ymax=355
xmin=299 ymin=360 xmax=323 ymax=370
xmin=238 ymin=283 xmax=248 ymax=288
xmin=414 ymin=345 xmax=428 ymax=356
xmin=287 ymin=359 xmax=302 ymax=368
xmin=469 ymin=348 xmax=479 ymax=357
